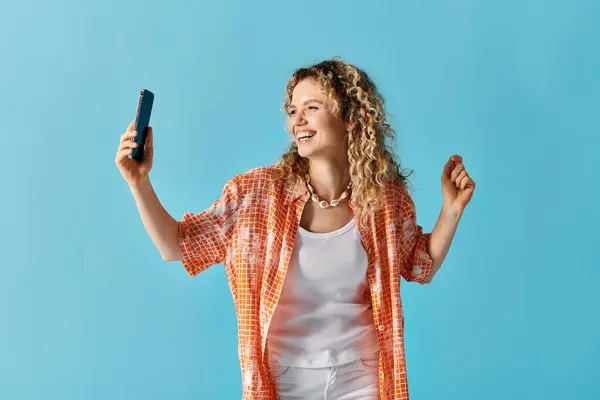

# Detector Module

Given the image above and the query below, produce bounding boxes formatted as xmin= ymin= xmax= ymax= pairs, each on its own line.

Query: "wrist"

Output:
xmin=441 ymin=202 xmax=463 ymax=221
xmin=129 ymin=177 xmax=151 ymax=192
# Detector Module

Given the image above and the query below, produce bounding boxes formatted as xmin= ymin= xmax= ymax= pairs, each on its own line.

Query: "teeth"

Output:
xmin=298 ymin=131 xmax=316 ymax=139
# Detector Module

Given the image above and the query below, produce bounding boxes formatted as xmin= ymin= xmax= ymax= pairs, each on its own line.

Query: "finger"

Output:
xmin=120 ymin=130 xmax=138 ymax=143
xmin=127 ymin=120 xmax=135 ymax=132
xmin=465 ymin=176 xmax=476 ymax=190
xmin=460 ymin=175 xmax=472 ymax=190
xmin=119 ymin=139 xmax=138 ymax=149
xmin=443 ymin=158 xmax=455 ymax=177
xmin=451 ymin=163 xmax=465 ymax=182
xmin=455 ymin=170 xmax=467 ymax=187
xmin=118 ymin=140 xmax=138 ymax=152
xmin=115 ymin=147 xmax=134 ymax=164
xmin=120 ymin=147 xmax=134 ymax=157
xmin=451 ymin=154 xmax=463 ymax=163
xmin=460 ymin=176 xmax=471 ymax=190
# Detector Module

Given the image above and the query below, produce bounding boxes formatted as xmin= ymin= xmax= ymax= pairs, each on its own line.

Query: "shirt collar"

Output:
xmin=287 ymin=173 xmax=309 ymax=202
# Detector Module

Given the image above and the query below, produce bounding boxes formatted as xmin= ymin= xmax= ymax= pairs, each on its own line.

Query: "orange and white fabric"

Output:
xmin=178 ymin=164 xmax=433 ymax=400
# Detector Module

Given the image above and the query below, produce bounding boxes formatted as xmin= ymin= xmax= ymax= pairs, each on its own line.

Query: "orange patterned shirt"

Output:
xmin=177 ymin=164 xmax=433 ymax=399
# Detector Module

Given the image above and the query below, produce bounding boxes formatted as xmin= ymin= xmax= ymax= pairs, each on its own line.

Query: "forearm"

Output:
xmin=129 ymin=178 xmax=182 ymax=261
xmin=425 ymin=203 xmax=463 ymax=281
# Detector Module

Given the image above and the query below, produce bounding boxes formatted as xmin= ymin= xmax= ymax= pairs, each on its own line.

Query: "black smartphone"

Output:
xmin=129 ymin=88 xmax=154 ymax=162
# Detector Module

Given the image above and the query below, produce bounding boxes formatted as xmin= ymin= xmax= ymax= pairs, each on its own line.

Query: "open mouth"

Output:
xmin=297 ymin=131 xmax=316 ymax=143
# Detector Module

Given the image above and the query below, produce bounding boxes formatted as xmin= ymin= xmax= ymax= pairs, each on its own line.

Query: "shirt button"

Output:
xmin=378 ymin=324 xmax=385 ymax=332
xmin=372 ymin=284 xmax=379 ymax=292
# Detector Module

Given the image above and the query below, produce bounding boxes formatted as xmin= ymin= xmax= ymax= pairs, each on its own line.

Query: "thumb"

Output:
xmin=145 ymin=127 xmax=153 ymax=149
xmin=442 ymin=157 xmax=454 ymax=179
xmin=144 ymin=127 xmax=154 ymax=158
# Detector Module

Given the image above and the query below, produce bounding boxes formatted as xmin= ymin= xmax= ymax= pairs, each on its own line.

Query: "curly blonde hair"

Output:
xmin=273 ymin=57 xmax=414 ymax=227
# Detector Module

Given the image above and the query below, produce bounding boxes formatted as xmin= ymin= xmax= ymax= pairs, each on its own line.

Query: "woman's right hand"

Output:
xmin=115 ymin=120 xmax=154 ymax=186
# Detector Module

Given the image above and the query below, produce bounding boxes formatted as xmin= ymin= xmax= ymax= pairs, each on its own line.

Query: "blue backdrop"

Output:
xmin=1 ymin=0 xmax=598 ymax=398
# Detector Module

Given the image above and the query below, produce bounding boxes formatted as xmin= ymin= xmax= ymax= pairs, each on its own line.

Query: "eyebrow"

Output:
xmin=288 ymin=99 xmax=324 ymax=109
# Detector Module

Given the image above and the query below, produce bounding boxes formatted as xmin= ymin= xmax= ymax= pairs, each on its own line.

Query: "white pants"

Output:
xmin=270 ymin=352 xmax=381 ymax=399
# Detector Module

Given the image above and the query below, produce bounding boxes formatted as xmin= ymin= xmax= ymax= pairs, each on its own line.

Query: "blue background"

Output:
xmin=1 ymin=0 xmax=598 ymax=398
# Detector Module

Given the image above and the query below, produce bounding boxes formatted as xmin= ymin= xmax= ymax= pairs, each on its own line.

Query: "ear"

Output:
xmin=343 ymin=119 xmax=351 ymax=133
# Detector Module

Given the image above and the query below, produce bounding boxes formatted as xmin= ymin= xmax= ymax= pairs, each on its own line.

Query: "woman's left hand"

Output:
xmin=441 ymin=154 xmax=476 ymax=214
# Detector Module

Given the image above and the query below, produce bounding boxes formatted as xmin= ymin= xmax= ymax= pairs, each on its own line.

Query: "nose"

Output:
xmin=294 ymin=109 xmax=308 ymax=125
xmin=289 ymin=111 xmax=307 ymax=133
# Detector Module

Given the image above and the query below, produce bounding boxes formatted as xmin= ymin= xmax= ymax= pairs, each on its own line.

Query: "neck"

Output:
xmin=306 ymin=156 xmax=351 ymax=202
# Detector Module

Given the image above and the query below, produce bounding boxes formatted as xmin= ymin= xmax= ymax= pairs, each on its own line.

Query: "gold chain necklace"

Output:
xmin=305 ymin=174 xmax=352 ymax=209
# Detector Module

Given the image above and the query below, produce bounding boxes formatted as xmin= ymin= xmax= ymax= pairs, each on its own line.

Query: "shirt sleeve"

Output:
xmin=177 ymin=176 xmax=241 ymax=277
xmin=398 ymin=185 xmax=434 ymax=284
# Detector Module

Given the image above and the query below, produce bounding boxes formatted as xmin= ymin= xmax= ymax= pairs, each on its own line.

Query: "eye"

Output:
xmin=308 ymin=106 xmax=318 ymax=111
xmin=288 ymin=109 xmax=297 ymax=115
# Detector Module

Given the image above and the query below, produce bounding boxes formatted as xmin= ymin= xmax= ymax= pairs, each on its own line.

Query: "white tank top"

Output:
xmin=266 ymin=218 xmax=380 ymax=368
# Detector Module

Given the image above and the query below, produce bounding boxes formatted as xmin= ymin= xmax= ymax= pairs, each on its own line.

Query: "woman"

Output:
xmin=115 ymin=58 xmax=475 ymax=399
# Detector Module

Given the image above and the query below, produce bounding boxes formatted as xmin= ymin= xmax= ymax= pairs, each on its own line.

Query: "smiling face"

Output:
xmin=286 ymin=78 xmax=348 ymax=160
